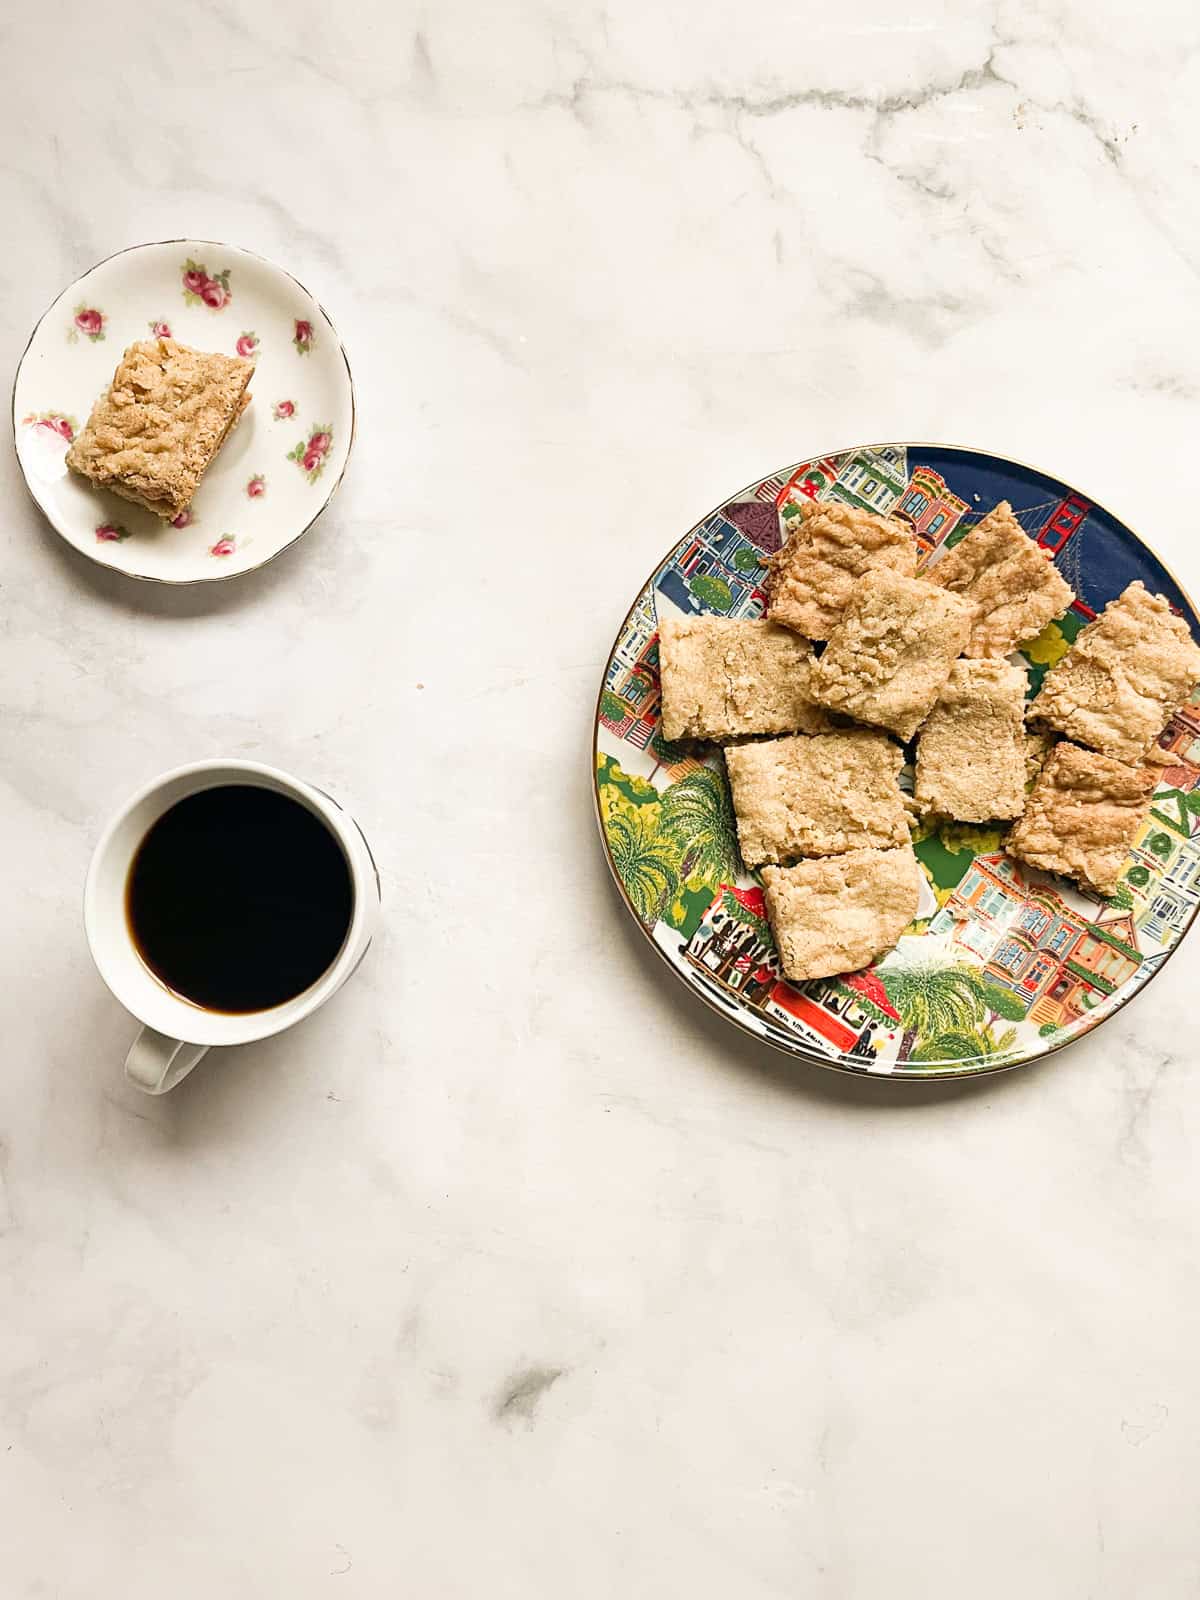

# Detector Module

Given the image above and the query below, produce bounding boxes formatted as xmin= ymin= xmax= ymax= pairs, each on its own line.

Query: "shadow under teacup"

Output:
xmin=84 ymin=760 xmax=380 ymax=1094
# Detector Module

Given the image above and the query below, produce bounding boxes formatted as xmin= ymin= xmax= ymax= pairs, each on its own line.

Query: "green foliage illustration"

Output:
xmin=597 ymin=756 xmax=742 ymax=939
xmin=647 ymin=723 xmax=691 ymax=775
xmin=600 ymin=690 xmax=630 ymax=725
xmin=660 ymin=768 xmax=740 ymax=884
xmin=603 ymin=803 xmax=679 ymax=925
xmin=879 ymin=958 xmax=1028 ymax=1066
xmin=688 ymin=574 xmax=733 ymax=612
xmin=720 ymin=888 xmax=774 ymax=949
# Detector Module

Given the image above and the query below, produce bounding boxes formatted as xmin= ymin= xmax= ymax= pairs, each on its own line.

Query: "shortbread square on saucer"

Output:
xmin=66 ymin=337 xmax=255 ymax=520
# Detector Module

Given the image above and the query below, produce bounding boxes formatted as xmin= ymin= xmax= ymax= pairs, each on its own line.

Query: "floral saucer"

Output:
xmin=12 ymin=240 xmax=354 ymax=583
xmin=594 ymin=443 xmax=1200 ymax=1078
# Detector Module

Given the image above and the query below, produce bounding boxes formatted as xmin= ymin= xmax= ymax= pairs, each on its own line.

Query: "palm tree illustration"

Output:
xmin=910 ymin=1022 xmax=1019 ymax=1065
xmin=882 ymin=959 xmax=1027 ymax=1065
xmin=660 ymin=768 xmax=740 ymax=883
xmin=880 ymin=960 xmax=988 ymax=1062
xmin=605 ymin=806 xmax=680 ymax=925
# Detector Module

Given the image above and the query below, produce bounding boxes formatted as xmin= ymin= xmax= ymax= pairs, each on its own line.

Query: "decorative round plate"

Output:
xmin=593 ymin=443 xmax=1200 ymax=1079
xmin=12 ymin=239 xmax=353 ymax=583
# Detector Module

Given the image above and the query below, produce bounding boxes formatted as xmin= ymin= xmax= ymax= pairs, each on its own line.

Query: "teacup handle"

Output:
xmin=125 ymin=1026 xmax=208 ymax=1095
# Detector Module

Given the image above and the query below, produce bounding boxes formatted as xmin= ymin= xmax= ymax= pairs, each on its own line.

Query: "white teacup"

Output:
xmin=84 ymin=759 xmax=380 ymax=1094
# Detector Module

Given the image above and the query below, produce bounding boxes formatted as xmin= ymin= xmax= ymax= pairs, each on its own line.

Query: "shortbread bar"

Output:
xmin=657 ymin=614 xmax=830 ymax=742
xmin=761 ymin=846 xmax=922 ymax=982
xmin=811 ymin=570 xmax=974 ymax=741
xmin=724 ymin=730 xmax=909 ymax=867
xmin=66 ymin=338 xmax=255 ymax=519
xmin=764 ymin=500 xmax=917 ymax=639
xmin=929 ymin=500 xmax=1074 ymax=656
xmin=914 ymin=659 xmax=1028 ymax=821
xmin=1028 ymin=581 xmax=1200 ymax=763
xmin=1006 ymin=742 xmax=1155 ymax=896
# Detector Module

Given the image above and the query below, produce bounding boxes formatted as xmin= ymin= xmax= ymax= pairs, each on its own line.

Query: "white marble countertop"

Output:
xmin=3 ymin=3 xmax=1199 ymax=1594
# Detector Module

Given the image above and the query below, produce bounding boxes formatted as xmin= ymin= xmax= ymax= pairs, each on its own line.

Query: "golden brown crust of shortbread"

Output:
xmin=1005 ymin=741 xmax=1155 ymax=895
xmin=810 ymin=569 xmax=974 ymax=741
xmin=1028 ymin=581 xmax=1200 ymax=763
xmin=657 ymin=614 xmax=831 ymax=742
xmin=724 ymin=730 xmax=909 ymax=867
xmin=761 ymin=847 xmax=922 ymax=982
xmin=66 ymin=338 xmax=255 ymax=519
xmin=928 ymin=500 xmax=1074 ymax=657
xmin=764 ymin=500 xmax=917 ymax=639
xmin=914 ymin=659 xmax=1028 ymax=821
xmin=1024 ymin=730 xmax=1057 ymax=788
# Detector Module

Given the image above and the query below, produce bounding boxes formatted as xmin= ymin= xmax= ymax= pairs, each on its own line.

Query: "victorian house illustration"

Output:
xmin=929 ymin=853 xmax=1141 ymax=1027
xmin=825 ymin=445 xmax=908 ymax=516
xmin=1123 ymin=763 xmax=1200 ymax=944
xmin=651 ymin=511 xmax=769 ymax=626
xmin=683 ymin=887 xmax=903 ymax=1058
xmin=762 ymin=968 xmax=902 ymax=1058
xmin=1155 ymin=702 xmax=1200 ymax=775
xmin=772 ymin=456 xmax=846 ymax=522
xmin=683 ymin=885 xmax=779 ymax=1005
xmin=601 ymin=585 xmax=662 ymax=750
xmin=894 ymin=466 xmax=969 ymax=560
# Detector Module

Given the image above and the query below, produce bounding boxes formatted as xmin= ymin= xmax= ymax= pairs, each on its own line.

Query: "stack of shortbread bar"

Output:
xmin=657 ymin=498 xmax=1200 ymax=983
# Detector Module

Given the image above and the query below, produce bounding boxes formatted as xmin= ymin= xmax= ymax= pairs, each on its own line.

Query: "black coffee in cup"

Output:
xmin=125 ymin=784 xmax=354 ymax=1013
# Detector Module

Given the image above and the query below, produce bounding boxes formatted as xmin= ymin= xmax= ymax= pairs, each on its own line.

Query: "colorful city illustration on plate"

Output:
xmin=595 ymin=444 xmax=1200 ymax=1077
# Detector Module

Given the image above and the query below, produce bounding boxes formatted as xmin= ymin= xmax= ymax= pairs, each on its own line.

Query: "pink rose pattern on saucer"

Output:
xmin=171 ymin=509 xmax=196 ymax=528
xmin=236 ymin=331 xmax=259 ymax=358
xmin=209 ymin=536 xmax=237 ymax=558
xmin=68 ymin=305 xmax=105 ymax=344
xmin=149 ymin=318 xmax=173 ymax=338
xmin=95 ymin=522 xmax=129 ymax=542
xmin=293 ymin=318 xmax=314 ymax=354
xmin=272 ymin=399 xmax=295 ymax=421
xmin=22 ymin=410 xmax=76 ymax=442
xmin=288 ymin=424 xmax=333 ymax=484
xmin=246 ymin=474 xmax=266 ymax=499
xmin=182 ymin=258 xmax=232 ymax=311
